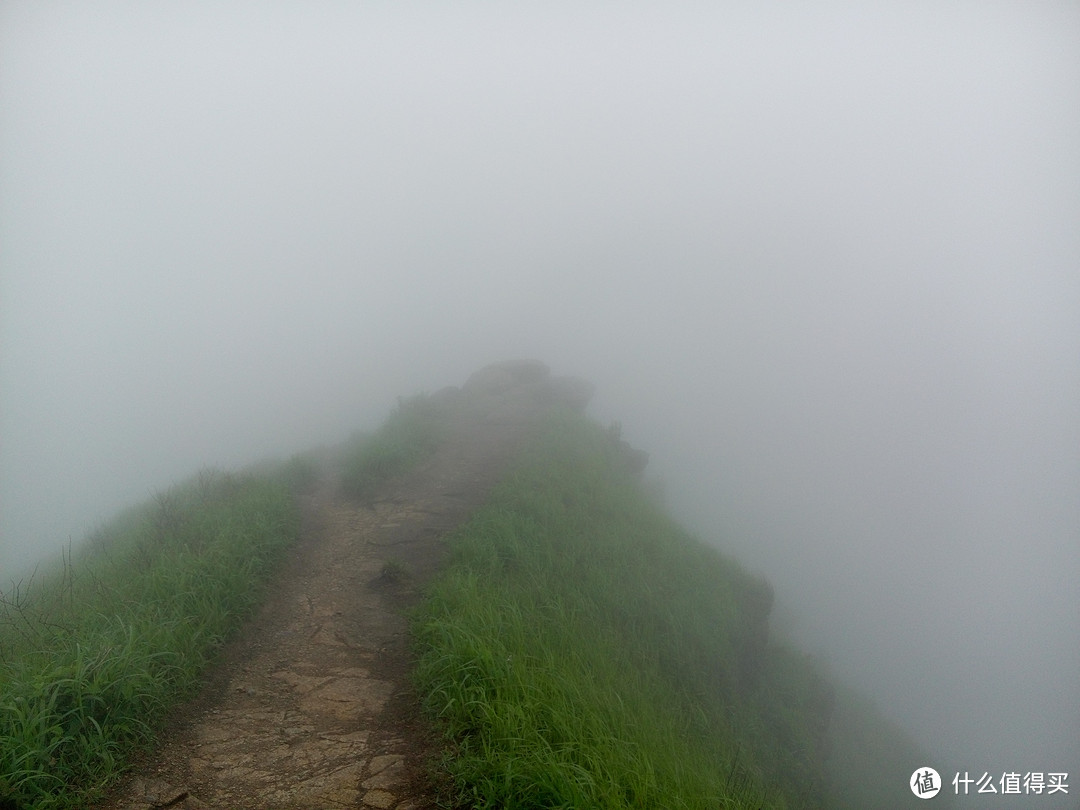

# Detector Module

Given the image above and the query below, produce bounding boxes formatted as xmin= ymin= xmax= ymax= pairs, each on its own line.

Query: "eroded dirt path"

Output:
xmin=99 ymin=407 xmax=540 ymax=810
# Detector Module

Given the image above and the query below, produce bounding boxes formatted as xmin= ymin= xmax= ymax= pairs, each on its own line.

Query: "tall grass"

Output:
xmin=0 ymin=394 xmax=451 ymax=809
xmin=0 ymin=469 xmax=301 ymax=810
xmin=340 ymin=393 xmax=449 ymax=499
xmin=412 ymin=412 xmax=834 ymax=809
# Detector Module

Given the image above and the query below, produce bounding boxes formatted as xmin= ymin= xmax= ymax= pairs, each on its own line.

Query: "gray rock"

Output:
xmin=537 ymin=375 xmax=595 ymax=412
xmin=461 ymin=359 xmax=551 ymax=397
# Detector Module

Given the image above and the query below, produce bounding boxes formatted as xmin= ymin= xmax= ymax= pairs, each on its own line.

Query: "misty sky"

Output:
xmin=2 ymin=2 xmax=1078 ymax=796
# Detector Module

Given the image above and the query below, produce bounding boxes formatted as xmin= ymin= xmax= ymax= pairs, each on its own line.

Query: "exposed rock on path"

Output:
xmin=98 ymin=361 xmax=592 ymax=810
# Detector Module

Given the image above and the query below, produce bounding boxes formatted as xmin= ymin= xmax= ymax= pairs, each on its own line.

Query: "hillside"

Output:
xmin=2 ymin=361 xmax=938 ymax=809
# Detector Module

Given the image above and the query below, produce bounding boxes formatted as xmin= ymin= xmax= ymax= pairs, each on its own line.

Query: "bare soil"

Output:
xmin=97 ymin=408 xmax=541 ymax=810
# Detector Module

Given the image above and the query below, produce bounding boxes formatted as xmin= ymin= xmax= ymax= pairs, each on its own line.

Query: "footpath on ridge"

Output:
xmin=97 ymin=361 xmax=594 ymax=810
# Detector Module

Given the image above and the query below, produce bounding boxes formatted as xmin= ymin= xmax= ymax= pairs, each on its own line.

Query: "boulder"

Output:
xmin=461 ymin=360 xmax=550 ymax=397
xmin=460 ymin=361 xmax=594 ymax=413
xmin=535 ymin=375 xmax=595 ymax=413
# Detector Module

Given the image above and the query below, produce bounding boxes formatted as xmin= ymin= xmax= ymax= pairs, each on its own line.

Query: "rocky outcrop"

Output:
xmin=432 ymin=360 xmax=595 ymax=424
xmin=461 ymin=359 xmax=551 ymax=395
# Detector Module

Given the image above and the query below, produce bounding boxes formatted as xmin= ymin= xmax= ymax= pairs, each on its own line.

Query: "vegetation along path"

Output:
xmin=99 ymin=361 xmax=594 ymax=810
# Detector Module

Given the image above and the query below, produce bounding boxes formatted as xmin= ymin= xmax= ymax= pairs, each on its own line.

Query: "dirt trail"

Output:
xmin=98 ymin=362 xmax=589 ymax=810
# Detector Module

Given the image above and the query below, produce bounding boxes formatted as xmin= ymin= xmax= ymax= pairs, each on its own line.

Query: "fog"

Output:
xmin=2 ymin=1 xmax=1077 ymax=795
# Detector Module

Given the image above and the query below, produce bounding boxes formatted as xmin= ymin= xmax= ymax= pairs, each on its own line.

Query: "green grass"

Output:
xmin=0 ymin=389 xmax=939 ymax=809
xmin=339 ymin=393 xmax=449 ymax=499
xmin=411 ymin=411 xmax=836 ymax=809
xmin=0 ymin=397 xmax=451 ymax=810
xmin=0 ymin=468 xmax=302 ymax=810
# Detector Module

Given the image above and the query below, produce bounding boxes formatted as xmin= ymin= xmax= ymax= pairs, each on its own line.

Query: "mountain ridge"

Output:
xmin=3 ymin=361 xmax=939 ymax=809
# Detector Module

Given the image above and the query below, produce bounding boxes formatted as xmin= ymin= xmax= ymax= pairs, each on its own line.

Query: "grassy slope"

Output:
xmin=0 ymin=396 xmax=442 ymax=810
xmin=412 ymin=412 xmax=836 ymax=809
xmin=0 ymin=468 xmax=302 ymax=809
xmin=339 ymin=394 xmax=448 ymax=500
xmin=412 ymin=410 xmax=941 ymax=809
